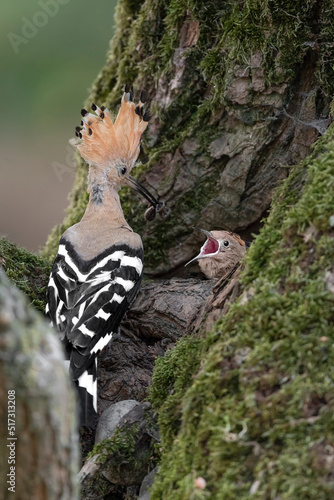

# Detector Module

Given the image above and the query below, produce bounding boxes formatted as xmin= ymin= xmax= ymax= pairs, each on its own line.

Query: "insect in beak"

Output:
xmin=125 ymin=175 xmax=170 ymax=220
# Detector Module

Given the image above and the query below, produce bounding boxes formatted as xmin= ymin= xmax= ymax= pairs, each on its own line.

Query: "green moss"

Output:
xmin=148 ymin=124 xmax=334 ymax=498
xmin=88 ymin=423 xmax=139 ymax=465
xmin=84 ymin=419 xmax=158 ymax=496
xmin=150 ymin=336 xmax=202 ymax=449
xmin=0 ymin=238 xmax=51 ymax=313
xmin=243 ymin=128 xmax=334 ymax=284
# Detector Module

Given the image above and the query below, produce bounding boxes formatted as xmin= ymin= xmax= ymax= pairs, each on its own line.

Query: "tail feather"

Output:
xmin=76 ymin=358 xmax=98 ymax=428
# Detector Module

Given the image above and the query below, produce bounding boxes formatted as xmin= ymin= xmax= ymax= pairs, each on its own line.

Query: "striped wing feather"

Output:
xmin=46 ymin=240 xmax=143 ymax=380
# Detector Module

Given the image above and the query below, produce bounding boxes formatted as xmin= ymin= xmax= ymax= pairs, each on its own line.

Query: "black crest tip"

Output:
xmin=143 ymin=110 xmax=152 ymax=122
xmin=100 ymin=105 xmax=105 ymax=111
xmin=100 ymin=112 xmax=105 ymax=119
xmin=125 ymin=83 xmax=131 ymax=93
xmin=91 ymin=103 xmax=97 ymax=111
xmin=88 ymin=128 xmax=93 ymax=135
xmin=79 ymin=132 xmax=82 ymax=139
xmin=80 ymin=108 xmax=88 ymax=117
xmin=75 ymin=126 xmax=82 ymax=132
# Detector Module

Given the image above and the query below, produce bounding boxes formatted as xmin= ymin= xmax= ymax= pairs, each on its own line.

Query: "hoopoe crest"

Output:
xmin=77 ymin=86 xmax=150 ymax=178
xmin=75 ymin=85 xmax=169 ymax=220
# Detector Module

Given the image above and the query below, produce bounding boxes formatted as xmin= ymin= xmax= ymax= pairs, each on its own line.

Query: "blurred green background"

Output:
xmin=0 ymin=0 xmax=117 ymax=251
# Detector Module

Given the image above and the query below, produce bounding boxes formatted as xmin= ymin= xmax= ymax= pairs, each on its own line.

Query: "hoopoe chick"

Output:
xmin=185 ymin=227 xmax=247 ymax=279
xmin=46 ymin=85 xmax=156 ymax=428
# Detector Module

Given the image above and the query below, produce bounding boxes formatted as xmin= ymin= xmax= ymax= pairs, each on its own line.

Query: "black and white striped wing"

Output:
xmin=46 ymin=240 xmax=144 ymax=379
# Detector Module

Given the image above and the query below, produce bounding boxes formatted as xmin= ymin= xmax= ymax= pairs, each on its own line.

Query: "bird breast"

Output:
xmin=198 ymin=248 xmax=243 ymax=279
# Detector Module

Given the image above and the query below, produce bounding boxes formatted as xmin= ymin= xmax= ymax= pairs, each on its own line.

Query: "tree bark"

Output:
xmin=98 ymin=277 xmax=213 ymax=414
xmin=0 ymin=270 xmax=79 ymax=500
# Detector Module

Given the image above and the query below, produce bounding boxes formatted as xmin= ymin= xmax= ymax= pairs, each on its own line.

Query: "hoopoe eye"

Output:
xmin=223 ymin=240 xmax=230 ymax=248
xmin=120 ymin=167 xmax=127 ymax=175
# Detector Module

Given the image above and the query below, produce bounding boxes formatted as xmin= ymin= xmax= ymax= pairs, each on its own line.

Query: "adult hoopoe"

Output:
xmin=46 ymin=86 xmax=165 ymax=428
xmin=185 ymin=227 xmax=247 ymax=279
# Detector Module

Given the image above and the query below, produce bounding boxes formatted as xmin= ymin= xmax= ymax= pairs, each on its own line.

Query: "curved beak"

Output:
xmin=125 ymin=175 xmax=170 ymax=220
xmin=125 ymin=175 xmax=159 ymax=207
xmin=185 ymin=227 xmax=220 ymax=267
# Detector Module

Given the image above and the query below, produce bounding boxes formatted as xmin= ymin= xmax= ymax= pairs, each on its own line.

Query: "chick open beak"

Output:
xmin=125 ymin=175 xmax=170 ymax=220
xmin=185 ymin=227 xmax=220 ymax=267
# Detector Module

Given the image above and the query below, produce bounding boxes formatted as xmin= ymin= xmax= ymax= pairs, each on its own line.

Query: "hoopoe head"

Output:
xmin=185 ymin=227 xmax=247 ymax=279
xmin=76 ymin=85 xmax=150 ymax=188
xmin=75 ymin=86 xmax=170 ymax=220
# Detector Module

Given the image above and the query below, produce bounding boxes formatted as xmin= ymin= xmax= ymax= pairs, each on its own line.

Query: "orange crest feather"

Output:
xmin=77 ymin=89 xmax=150 ymax=168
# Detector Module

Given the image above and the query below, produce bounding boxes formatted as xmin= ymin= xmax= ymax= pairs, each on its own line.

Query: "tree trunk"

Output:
xmin=0 ymin=270 xmax=79 ymax=500
xmin=43 ymin=0 xmax=333 ymax=277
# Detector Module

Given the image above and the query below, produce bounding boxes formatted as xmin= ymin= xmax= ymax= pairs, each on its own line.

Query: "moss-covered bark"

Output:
xmin=0 ymin=270 xmax=79 ymax=499
xmin=0 ymin=238 xmax=51 ymax=313
xmin=42 ymin=0 xmax=334 ymax=274
xmin=149 ymin=124 xmax=334 ymax=498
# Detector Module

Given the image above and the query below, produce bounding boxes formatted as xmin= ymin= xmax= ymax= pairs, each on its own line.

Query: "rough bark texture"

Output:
xmin=98 ymin=278 xmax=213 ymax=413
xmin=187 ymin=265 xmax=244 ymax=334
xmin=121 ymin=278 xmax=213 ymax=340
xmin=43 ymin=0 xmax=334 ymax=277
xmin=80 ymin=276 xmax=229 ymax=499
xmin=0 ymin=270 xmax=79 ymax=500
